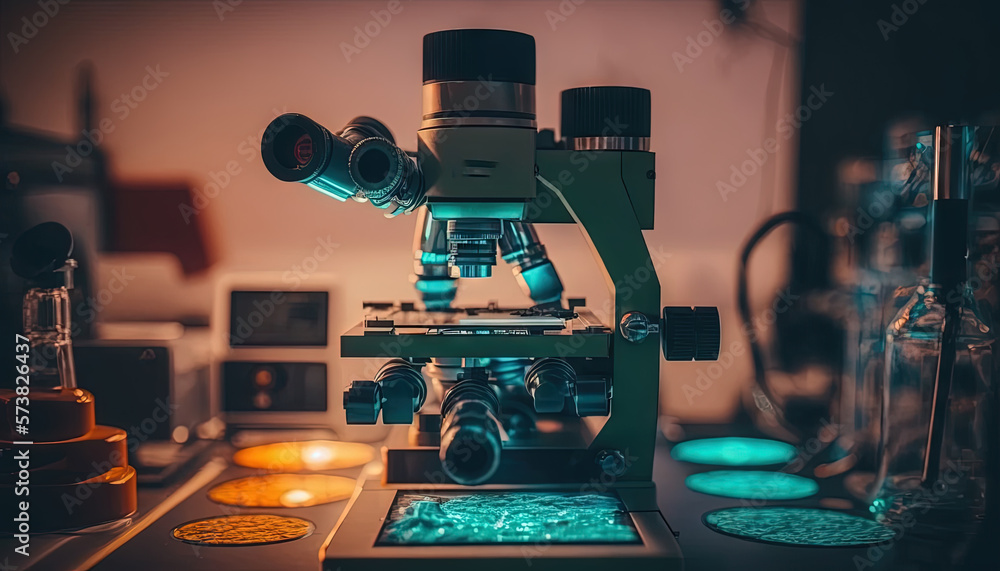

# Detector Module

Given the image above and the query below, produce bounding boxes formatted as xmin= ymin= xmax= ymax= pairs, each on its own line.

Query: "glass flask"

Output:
xmin=840 ymin=227 xmax=928 ymax=501
xmin=834 ymin=170 xmax=925 ymax=494
xmin=873 ymin=283 xmax=994 ymax=534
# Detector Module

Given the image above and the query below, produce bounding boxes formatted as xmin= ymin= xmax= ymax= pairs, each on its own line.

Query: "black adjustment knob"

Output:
xmin=662 ymin=306 xmax=720 ymax=361
xmin=11 ymin=222 xmax=74 ymax=287
xmin=524 ymin=358 xmax=573 ymax=414
xmin=694 ymin=307 xmax=721 ymax=361
xmin=662 ymin=307 xmax=695 ymax=361
xmin=423 ymin=29 xmax=535 ymax=85
xmin=376 ymin=359 xmax=427 ymax=425
xmin=560 ymin=86 xmax=651 ymax=139
xmin=344 ymin=381 xmax=381 ymax=424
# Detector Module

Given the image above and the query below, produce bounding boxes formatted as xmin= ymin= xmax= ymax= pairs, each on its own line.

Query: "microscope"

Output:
xmin=260 ymin=29 xmax=720 ymax=571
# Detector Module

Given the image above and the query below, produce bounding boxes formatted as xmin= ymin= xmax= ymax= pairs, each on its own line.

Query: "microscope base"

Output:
xmin=321 ymin=477 xmax=683 ymax=571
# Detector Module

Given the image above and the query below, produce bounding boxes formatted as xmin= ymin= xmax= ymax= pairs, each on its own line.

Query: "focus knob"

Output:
xmin=560 ymin=86 xmax=651 ymax=150
xmin=423 ymin=29 xmax=535 ymax=85
xmin=375 ymin=359 xmax=427 ymax=424
xmin=344 ymin=381 xmax=381 ymax=424
xmin=662 ymin=306 xmax=720 ymax=361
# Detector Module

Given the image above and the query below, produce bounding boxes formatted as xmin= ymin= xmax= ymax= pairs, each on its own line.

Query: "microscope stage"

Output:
xmin=456 ymin=315 xmax=568 ymax=327
xmin=342 ymin=305 xmax=612 ymax=359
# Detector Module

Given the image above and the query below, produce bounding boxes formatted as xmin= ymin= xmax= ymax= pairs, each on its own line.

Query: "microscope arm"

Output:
xmin=536 ymin=151 xmax=661 ymax=481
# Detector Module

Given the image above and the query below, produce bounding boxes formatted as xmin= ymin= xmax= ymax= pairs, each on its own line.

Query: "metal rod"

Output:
xmin=921 ymin=125 xmax=972 ymax=487
xmin=922 ymin=303 xmax=959 ymax=485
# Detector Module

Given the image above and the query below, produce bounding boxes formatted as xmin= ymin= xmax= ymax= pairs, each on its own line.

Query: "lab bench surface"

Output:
xmin=657 ymin=425 xmax=891 ymax=571
xmin=4 ymin=429 xmax=990 ymax=571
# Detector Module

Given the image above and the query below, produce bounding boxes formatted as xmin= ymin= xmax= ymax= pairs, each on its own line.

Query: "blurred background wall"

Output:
xmin=0 ymin=0 xmax=801 ymax=422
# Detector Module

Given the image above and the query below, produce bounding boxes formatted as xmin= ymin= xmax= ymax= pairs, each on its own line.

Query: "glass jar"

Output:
xmin=873 ymin=283 xmax=994 ymax=535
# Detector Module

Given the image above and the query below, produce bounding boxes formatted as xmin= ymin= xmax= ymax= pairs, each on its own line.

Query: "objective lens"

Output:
xmin=447 ymin=219 xmax=502 ymax=279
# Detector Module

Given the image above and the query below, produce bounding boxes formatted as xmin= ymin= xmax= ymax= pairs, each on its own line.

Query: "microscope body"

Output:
xmin=260 ymin=29 xmax=719 ymax=571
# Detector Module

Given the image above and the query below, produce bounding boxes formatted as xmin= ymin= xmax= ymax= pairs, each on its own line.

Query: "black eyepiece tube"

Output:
xmin=261 ymin=113 xmax=425 ymax=214
xmin=439 ymin=380 xmax=502 ymax=485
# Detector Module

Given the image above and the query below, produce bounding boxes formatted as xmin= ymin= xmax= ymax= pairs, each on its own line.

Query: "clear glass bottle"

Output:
xmin=836 ymin=176 xmax=926 ymax=498
xmin=23 ymin=270 xmax=78 ymax=389
xmin=873 ymin=284 xmax=993 ymax=533
xmin=873 ymin=125 xmax=996 ymax=535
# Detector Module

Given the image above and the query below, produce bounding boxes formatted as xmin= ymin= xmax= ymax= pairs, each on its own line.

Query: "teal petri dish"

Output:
xmin=671 ymin=437 xmax=797 ymax=466
xmin=686 ymin=470 xmax=818 ymax=500
xmin=703 ymin=507 xmax=896 ymax=547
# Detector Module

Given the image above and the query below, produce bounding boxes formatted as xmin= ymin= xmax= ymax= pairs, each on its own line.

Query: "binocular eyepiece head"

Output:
xmin=261 ymin=113 xmax=418 ymax=209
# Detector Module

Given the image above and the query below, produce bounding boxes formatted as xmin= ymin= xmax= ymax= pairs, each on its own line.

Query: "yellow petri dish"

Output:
xmin=171 ymin=514 xmax=314 ymax=546
xmin=232 ymin=440 xmax=375 ymax=472
xmin=207 ymin=473 xmax=355 ymax=508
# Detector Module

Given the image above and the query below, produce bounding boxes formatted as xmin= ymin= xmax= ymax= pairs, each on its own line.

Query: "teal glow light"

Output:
xmin=686 ymin=471 xmax=818 ymax=500
xmin=671 ymin=437 xmax=797 ymax=466
xmin=306 ymin=180 xmax=351 ymax=201
xmin=869 ymin=498 xmax=887 ymax=515
xmin=377 ymin=492 xmax=640 ymax=545
xmin=419 ymin=251 xmax=450 ymax=265
xmin=414 ymin=277 xmax=456 ymax=294
xmin=704 ymin=507 xmax=895 ymax=547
